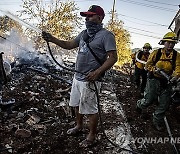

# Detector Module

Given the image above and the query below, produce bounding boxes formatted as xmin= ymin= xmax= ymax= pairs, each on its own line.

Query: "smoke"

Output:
xmin=0 ymin=28 xmax=64 ymax=70
xmin=0 ymin=9 xmax=41 ymax=33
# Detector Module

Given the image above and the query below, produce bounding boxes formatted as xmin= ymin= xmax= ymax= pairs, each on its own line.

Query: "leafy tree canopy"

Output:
xmin=18 ymin=0 xmax=82 ymax=50
xmin=0 ymin=16 xmax=23 ymax=36
xmin=106 ymin=11 xmax=132 ymax=67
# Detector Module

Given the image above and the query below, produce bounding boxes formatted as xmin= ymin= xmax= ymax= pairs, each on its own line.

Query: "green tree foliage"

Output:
xmin=19 ymin=0 xmax=82 ymax=50
xmin=106 ymin=11 xmax=132 ymax=67
xmin=0 ymin=16 xmax=23 ymax=36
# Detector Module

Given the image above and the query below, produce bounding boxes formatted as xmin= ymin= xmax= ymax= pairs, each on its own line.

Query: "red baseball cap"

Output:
xmin=80 ymin=5 xmax=105 ymax=19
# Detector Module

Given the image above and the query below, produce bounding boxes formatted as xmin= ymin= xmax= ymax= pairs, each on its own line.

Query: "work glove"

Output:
xmin=172 ymin=78 xmax=180 ymax=92
xmin=154 ymin=67 xmax=171 ymax=80
xmin=42 ymin=31 xmax=53 ymax=42
xmin=170 ymin=76 xmax=178 ymax=83
xmin=154 ymin=67 xmax=163 ymax=75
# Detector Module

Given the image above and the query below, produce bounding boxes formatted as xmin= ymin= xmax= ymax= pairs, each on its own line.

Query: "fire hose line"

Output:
xmin=158 ymin=70 xmax=179 ymax=154
xmin=0 ymin=33 xmax=137 ymax=153
xmin=164 ymin=116 xmax=179 ymax=154
xmin=0 ymin=11 xmax=136 ymax=152
xmin=135 ymin=51 xmax=147 ymax=65
xmin=46 ymin=41 xmax=139 ymax=154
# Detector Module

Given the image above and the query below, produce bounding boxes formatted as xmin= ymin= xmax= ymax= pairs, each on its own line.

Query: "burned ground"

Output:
xmin=115 ymin=68 xmax=180 ymax=154
xmin=0 ymin=63 xmax=180 ymax=154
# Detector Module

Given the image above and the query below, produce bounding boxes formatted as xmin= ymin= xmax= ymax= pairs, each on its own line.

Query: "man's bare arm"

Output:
xmin=42 ymin=31 xmax=78 ymax=50
xmin=86 ymin=50 xmax=117 ymax=81
xmin=50 ymin=37 xmax=78 ymax=50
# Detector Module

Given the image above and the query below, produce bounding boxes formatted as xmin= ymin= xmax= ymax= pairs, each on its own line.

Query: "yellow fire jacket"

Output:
xmin=145 ymin=48 xmax=180 ymax=78
xmin=131 ymin=51 xmax=149 ymax=69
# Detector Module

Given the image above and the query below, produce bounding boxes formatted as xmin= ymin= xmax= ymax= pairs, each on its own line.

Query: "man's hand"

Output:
xmin=85 ymin=69 xmax=102 ymax=81
xmin=42 ymin=31 xmax=53 ymax=42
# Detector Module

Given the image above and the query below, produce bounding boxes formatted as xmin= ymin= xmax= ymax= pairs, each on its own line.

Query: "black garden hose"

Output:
xmin=46 ymin=41 xmax=139 ymax=154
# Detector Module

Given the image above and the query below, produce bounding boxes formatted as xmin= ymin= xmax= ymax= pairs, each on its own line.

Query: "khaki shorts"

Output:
xmin=69 ymin=78 xmax=101 ymax=114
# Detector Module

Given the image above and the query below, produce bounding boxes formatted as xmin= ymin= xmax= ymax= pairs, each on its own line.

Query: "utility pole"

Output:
xmin=111 ymin=0 xmax=116 ymax=23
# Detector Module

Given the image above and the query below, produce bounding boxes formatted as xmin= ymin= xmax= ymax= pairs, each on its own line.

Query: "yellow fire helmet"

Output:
xmin=143 ymin=43 xmax=152 ymax=50
xmin=159 ymin=32 xmax=178 ymax=45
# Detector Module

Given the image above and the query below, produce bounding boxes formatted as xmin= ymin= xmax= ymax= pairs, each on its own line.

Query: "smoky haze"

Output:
xmin=0 ymin=28 xmax=65 ymax=70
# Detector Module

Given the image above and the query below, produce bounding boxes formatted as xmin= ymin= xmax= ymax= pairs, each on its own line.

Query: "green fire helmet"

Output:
xmin=143 ymin=43 xmax=152 ymax=50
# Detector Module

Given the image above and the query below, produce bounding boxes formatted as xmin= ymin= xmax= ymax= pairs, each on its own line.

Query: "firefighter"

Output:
xmin=136 ymin=32 xmax=180 ymax=131
xmin=131 ymin=43 xmax=152 ymax=95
